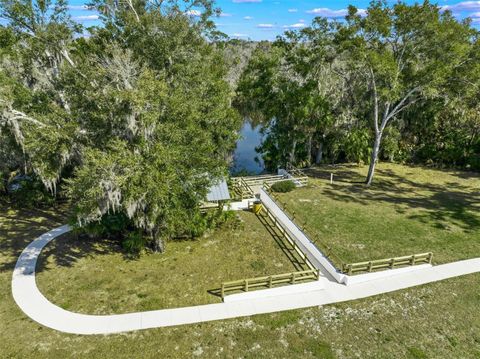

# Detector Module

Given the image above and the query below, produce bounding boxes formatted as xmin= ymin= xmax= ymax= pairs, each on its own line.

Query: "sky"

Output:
xmin=26 ymin=0 xmax=480 ymax=40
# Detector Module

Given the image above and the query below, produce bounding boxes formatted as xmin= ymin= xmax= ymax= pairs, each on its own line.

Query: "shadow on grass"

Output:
xmin=0 ymin=201 xmax=68 ymax=273
xmin=35 ymin=233 xmax=121 ymax=274
xmin=0 ymin=201 xmax=125 ymax=274
xmin=306 ymin=165 xmax=480 ymax=233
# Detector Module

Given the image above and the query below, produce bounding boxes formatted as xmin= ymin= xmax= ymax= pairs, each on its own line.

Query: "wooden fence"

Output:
xmin=285 ymin=164 xmax=309 ymax=186
xmin=262 ymin=185 xmax=433 ymax=276
xmin=259 ymin=202 xmax=317 ymax=272
xmin=220 ymin=269 xmax=320 ymax=299
xmin=239 ymin=175 xmax=286 ymax=187
xmin=231 ymin=177 xmax=254 ymax=199
xmin=342 ymin=252 xmax=433 ymax=275
xmin=263 ymin=183 xmax=346 ymax=272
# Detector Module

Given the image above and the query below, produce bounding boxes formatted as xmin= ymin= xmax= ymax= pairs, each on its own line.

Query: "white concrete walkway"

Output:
xmin=12 ymin=225 xmax=480 ymax=335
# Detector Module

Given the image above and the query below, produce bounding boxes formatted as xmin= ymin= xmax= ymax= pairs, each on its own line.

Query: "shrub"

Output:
xmin=7 ymin=175 xmax=56 ymax=207
xmin=271 ymin=180 xmax=296 ymax=193
xmin=122 ymin=231 xmax=147 ymax=254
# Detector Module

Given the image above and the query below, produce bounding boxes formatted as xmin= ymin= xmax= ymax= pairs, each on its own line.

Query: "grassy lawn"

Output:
xmin=1 ymin=193 xmax=479 ymax=358
xmin=35 ymin=211 xmax=296 ymax=313
xmin=276 ymin=163 xmax=480 ymax=265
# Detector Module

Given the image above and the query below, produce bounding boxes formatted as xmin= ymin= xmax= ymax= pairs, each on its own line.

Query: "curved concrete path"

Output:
xmin=12 ymin=225 xmax=480 ymax=335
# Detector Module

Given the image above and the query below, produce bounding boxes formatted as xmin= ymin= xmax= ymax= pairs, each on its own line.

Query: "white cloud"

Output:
xmin=219 ymin=12 xmax=232 ymax=17
xmin=299 ymin=19 xmax=305 ymax=23
xmin=243 ymin=16 xmax=253 ymax=20
xmin=441 ymin=1 xmax=480 ymax=12
xmin=288 ymin=8 xmax=298 ymax=13
xmin=73 ymin=15 xmax=99 ymax=21
xmin=257 ymin=23 xmax=274 ymax=28
xmin=471 ymin=11 xmax=480 ymax=16
xmin=233 ymin=33 xmax=248 ymax=37
xmin=185 ymin=9 xmax=201 ymax=17
xmin=472 ymin=18 xmax=480 ymax=23
xmin=233 ymin=0 xmax=261 ymax=3
xmin=283 ymin=22 xmax=306 ymax=29
xmin=306 ymin=7 xmax=366 ymax=18
xmin=68 ymin=5 xmax=94 ymax=10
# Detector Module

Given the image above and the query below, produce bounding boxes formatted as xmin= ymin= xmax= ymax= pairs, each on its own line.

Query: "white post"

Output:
xmin=330 ymin=173 xmax=333 ymax=184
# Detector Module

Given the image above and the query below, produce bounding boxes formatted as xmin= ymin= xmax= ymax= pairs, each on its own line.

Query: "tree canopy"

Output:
xmin=0 ymin=0 xmax=241 ymax=251
xmin=236 ymin=1 xmax=479 ymax=183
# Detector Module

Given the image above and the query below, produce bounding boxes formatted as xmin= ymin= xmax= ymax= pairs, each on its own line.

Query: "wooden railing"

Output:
xmin=241 ymin=175 xmax=286 ymax=187
xmin=286 ymin=164 xmax=309 ymax=186
xmin=263 ymin=184 xmax=346 ymax=272
xmin=259 ymin=202 xmax=317 ymax=272
xmin=220 ymin=269 xmax=320 ymax=299
xmin=343 ymin=253 xmax=433 ymax=275
xmin=262 ymin=184 xmax=434 ymax=276
xmin=231 ymin=177 xmax=254 ymax=199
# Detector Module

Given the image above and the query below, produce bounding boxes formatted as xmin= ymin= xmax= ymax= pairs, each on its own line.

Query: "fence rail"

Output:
xmin=220 ymin=269 xmax=319 ymax=299
xmin=343 ymin=252 xmax=433 ymax=275
xmin=231 ymin=178 xmax=254 ymax=199
xmin=263 ymin=183 xmax=346 ymax=272
xmin=259 ymin=202 xmax=317 ymax=272
xmin=262 ymin=185 xmax=434 ymax=276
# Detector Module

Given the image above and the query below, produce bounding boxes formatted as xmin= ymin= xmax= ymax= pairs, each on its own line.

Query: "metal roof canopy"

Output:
xmin=206 ymin=179 xmax=231 ymax=202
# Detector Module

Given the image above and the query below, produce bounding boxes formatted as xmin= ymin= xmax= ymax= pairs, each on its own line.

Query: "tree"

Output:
xmin=236 ymin=20 xmax=340 ymax=169
xmin=335 ymin=1 xmax=475 ymax=185
xmin=0 ymin=0 xmax=241 ymax=251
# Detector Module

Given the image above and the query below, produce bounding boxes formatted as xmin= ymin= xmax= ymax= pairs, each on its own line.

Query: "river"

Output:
xmin=231 ymin=121 xmax=264 ymax=175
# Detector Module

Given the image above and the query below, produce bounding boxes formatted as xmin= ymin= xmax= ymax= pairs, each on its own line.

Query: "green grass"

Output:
xmin=35 ymin=211 xmax=296 ymax=313
xmin=1 ymin=176 xmax=480 ymax=358
xmin=276 ymin=163 xmax=480 ymax=265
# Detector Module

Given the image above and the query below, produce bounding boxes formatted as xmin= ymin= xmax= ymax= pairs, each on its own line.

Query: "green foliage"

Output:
xmin=79 ymin=212 xmax=132 ymax=239
xmin=7 ymin=176 xmax=56 ymax=207
xmin=271 ymin=180 xmax=296 ymax=193
xmin=236 ymin=1 xmax=479 ymax=179
xmin=122 ymin=231 xmax=148 ymax=254
xmin=0 ymin=0 xmax=242 ymax=251
xmin=344 ymin=128 xmax=371 ymax=164
xmin=381 ymin=127 xmax=402 ymax=162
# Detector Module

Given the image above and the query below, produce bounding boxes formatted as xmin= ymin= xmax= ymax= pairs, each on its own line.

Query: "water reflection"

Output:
xmin=231 ymin=121 xmax=264 ymax=175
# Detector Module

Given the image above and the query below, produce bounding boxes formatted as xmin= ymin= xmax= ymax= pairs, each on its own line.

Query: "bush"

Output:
xmin=271 ymin=180 xmax=296 ymax=193
xmin=122 ymin=231 xmax=147 ymax=254
xmin=7 ymin=175 xmax=56 ymax=207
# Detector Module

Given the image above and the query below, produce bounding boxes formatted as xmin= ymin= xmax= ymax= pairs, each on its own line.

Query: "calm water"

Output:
xmin=231 ymin=121 xmax=264 ymax=174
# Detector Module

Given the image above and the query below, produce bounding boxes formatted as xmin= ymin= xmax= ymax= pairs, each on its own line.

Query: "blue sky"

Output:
xmin=59 ymin=1 xmax=480 ymax=39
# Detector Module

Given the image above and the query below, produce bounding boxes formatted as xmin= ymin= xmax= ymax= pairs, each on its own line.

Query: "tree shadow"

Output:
xmin=35 ymin=232 xmax=121 ymax=274
xmin=0 ymin=202 xmax=128 ymax=275
xmin=0 ymin=202 xmax=69 ymax=274
xmin=312 ymin=165 xmax=480 ymax=233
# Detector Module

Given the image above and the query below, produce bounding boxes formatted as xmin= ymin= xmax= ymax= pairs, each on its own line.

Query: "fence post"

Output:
xmin=428 ymin=253 xmax=433 ymax=264
xmin=330 ymin=173 xmax=333 ymax=184
xmin=410 ymin=255 xmax=415 ymax=265
xmin=221 ymin=283 xmax=225 ymax=300
xmin=269 ymin=276 xmax=273 ymax=288
xmin=291 ymin=272 xmax=296 ymax=284
xmin=244 ymin=279 xmax=249 ymax=292
xmin=368 ymin=261 xmax=373 ymax=272
xmin=390 ymin=258 xmax=395 ymax=269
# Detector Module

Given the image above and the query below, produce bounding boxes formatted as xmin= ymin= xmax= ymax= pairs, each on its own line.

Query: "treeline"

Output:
xmin=1 ymin=0 xmax=479 ymax=252
xmin=234 ymin=2 xmax=480 ymax=184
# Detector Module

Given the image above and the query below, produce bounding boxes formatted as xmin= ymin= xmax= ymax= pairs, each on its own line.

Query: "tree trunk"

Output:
xmin=151 ymin=229 xmax=165 ymax=253
xmin=315 ymin=142 xmax=324 ymax=165
xmin=289 ymin=139 xmax=297 ymax=165
xmin=306 ymin=135 xmax=313 ymax=166
xmin=366 ymin=131 xmax=383 ymax=186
